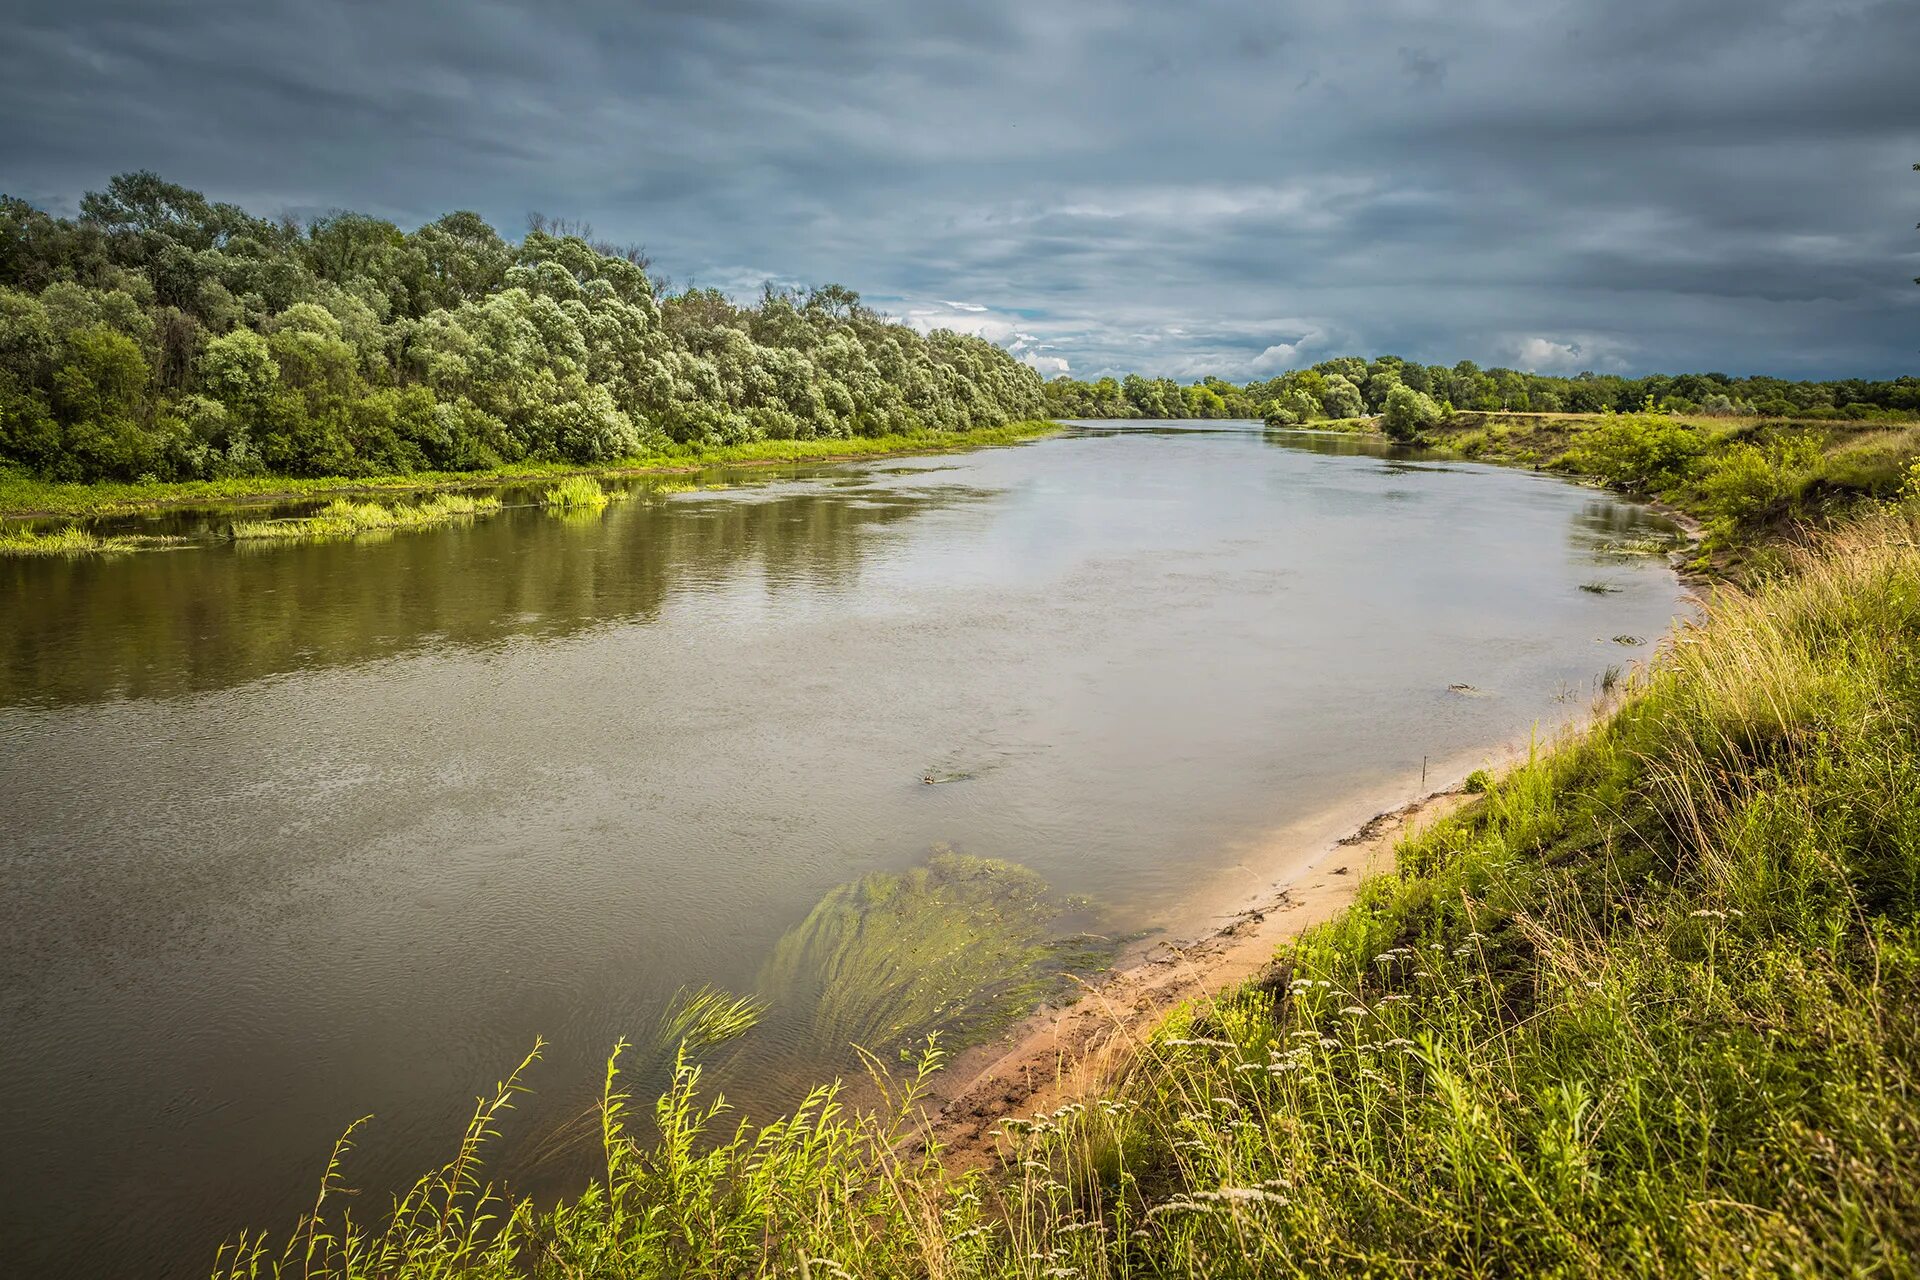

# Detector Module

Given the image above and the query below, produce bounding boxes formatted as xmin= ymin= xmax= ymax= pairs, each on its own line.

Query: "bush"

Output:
xmin=1381 ymin=384 xmax=1442 ymax=441
xmin=1696 ymin=432 xmax=1821 ymax=533
xmin=1564 ymin=414 xmax=1706 ymax=492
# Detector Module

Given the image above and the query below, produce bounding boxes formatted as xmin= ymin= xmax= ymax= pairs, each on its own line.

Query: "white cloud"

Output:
xmin=1506 ymin=334 xmax=1630 ymax=374
xmin=1249 ymin=342 xmax=1307 ymax=373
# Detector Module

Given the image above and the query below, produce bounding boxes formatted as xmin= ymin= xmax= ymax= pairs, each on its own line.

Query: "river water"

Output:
xmin=0 ymin=422 xmax=1687 ymax=1276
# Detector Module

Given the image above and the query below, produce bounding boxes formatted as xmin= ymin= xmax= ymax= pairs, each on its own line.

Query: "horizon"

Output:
xmin=3 ymin=0 xmax=1916 ymax=383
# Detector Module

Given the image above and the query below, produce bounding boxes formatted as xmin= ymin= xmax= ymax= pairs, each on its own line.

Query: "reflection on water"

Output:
xmin=1 ymin=476 xmax=974 ymax=708
xmin=0 ymin=422 xmax=1689 ymax=1278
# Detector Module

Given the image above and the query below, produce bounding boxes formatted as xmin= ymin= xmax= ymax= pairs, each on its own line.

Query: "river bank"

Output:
xmin=927 ymin=779 xmax=1477 ymax=1165
xmin=0 ymin=420 xmax=1060 ymax=521
xmin=207 ymin=502 xmax=1920 ymax=1278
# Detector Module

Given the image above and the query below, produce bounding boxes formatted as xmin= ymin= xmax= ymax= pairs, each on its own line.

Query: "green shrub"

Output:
xmin=1381 ymin=385 xmax=1442 ymax=441
xmin=1564 ymin=414 xmax=1706 ymax=492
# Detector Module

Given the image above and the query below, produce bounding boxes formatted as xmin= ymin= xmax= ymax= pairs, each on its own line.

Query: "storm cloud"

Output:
xmin=2 ymin=0 xmax=1915 ymax=379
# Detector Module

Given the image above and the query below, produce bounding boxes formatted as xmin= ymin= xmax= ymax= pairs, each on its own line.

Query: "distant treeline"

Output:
xmin=0 ymin=173 xmax=1044 ymax=482
xmin=1044 ymin=357 xmax=1920 ymax=424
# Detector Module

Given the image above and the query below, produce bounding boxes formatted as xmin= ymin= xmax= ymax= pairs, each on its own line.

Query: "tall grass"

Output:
xmin=0 ymin=524 xmax=143 ymax=555
xmin=986 ymin=506 xmax=1920 ymax=1276
xmin=231 ymin=494 xmax=501 ymax=541
xmin=541 ymin=475 xmax=613 ymax=509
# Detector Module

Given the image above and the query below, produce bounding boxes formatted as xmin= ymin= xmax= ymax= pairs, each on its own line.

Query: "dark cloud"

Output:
xmin=1 ymin=0 xmax=1915 ymax=379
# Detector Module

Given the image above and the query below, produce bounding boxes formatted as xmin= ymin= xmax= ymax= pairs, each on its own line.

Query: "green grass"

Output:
xmin=0 ymin=525 xmax=147 ymax=556
xmin=230 ymin=494 xmax=502 ymax=541
xmin=0 ymin=421 xmax=1062 ymax=520
xmin=541 ymin=475 xmax=612 ymax=509
xmin=1014 ymin=506 xmax=1920 ymax=1276
xmin=216 ymin=501 xmax=1920 ymax=1277
xmin=1421 ymin=414 xmax=1920 ymax=570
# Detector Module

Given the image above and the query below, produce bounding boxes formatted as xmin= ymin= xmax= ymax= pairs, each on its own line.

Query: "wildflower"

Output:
xmin=1341 ymin=1005 xmax=1368 ymax=1016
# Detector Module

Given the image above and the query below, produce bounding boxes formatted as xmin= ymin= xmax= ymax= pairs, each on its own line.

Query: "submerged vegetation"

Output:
xmin=756 ymin=851 xmax=1115 ymax=1059
xmin=0 ymin=173 xmax=1044 ymax=487
xmin=229 ymin=493 xmax=501 ymax=541
xmin=217 ymin=500 xmax=1920 ymax=1277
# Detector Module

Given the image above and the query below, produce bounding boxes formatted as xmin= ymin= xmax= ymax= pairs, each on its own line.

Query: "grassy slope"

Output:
xmin=0 ymin=420 xmax=1061 ymax=520
xmin=215 ymin=421 xmax=1920 ymax=1278
xmin=1419 ymin=412 xmax=1920 ymax=574
xmin=1032 ymin=508 xmax=1920 ymax=1276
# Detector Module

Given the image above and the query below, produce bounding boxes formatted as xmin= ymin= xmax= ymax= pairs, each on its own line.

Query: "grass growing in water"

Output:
xmin=542 ymin=475 xmax=613 ymax=509
xmin=0 ymin=525 xmax=143 ymax=556
xmin=230 ymin=494 xmax=501 ymax=541
xmin=756 ymin=850 xmax=1115 ymax=1058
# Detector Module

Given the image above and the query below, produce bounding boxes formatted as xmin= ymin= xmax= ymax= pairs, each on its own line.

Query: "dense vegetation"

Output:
xmin=1424 ymin=412 xmax=1920 ymax=560
xmin=212 ymin=414 xmax=1920 ymax=1276
xmin=0 ymin=173 xmax=1044 ymax=484
xmin=1043 ymin=356 xmax=1920 ymax=425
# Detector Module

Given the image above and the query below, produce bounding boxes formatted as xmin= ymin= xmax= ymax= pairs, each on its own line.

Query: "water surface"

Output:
xmin=0 ymin=422 xmax=1687 ymax=1276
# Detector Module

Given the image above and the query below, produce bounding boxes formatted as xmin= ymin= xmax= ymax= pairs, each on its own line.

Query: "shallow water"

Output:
xmin=0 ymin=422 xmax=1687 ymax=1276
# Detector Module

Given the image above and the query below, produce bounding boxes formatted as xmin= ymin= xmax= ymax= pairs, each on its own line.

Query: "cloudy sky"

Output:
xmin=2 ymin=0 xmax=1915 ymax=380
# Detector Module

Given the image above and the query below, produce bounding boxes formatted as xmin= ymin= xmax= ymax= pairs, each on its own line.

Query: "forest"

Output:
xmin=0 ymin=173 xmax=1046 ymax=483
xmin=1043 ymin=358 xmax=1920 ymax=425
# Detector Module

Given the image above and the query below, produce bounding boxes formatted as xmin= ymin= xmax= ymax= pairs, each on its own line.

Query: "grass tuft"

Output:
xmin=230 ymin=493 xmax=501 ymax=541
xmin=0 ymin=525 xmax=143 ymax=556
xmin=541 ymin=476 xmax=612 ymax=509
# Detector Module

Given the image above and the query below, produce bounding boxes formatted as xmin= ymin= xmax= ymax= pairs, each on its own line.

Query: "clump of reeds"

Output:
xmin=0 ymin=525 xmax=143 ymax=556
xmin=231 ymin=493 xmax=500 ymax=541
xmin=542 ymin=475 xmax=612 ymax=509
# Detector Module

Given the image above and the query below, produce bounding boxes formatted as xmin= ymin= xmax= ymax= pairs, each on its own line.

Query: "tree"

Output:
xmin=1319 ymin=373 xmax=1364 ymax=419
xmin=1381 ymin=384 xmax=1442 ymax=441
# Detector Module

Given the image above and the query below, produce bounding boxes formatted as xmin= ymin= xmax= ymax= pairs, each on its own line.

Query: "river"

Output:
xmin=0 ymin=422 xmax=1688 ymax=1276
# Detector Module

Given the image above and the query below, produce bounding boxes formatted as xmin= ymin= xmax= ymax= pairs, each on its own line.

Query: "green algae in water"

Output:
xmin=756 ymin=850 xmax=1116 ymax=1059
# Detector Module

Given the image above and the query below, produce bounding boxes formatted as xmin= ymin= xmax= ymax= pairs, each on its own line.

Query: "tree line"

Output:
xmin=1043 ymin=357 xmax=1920 ymax=426
xmin=0 ymin=173 xmax=1046 ymax=482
